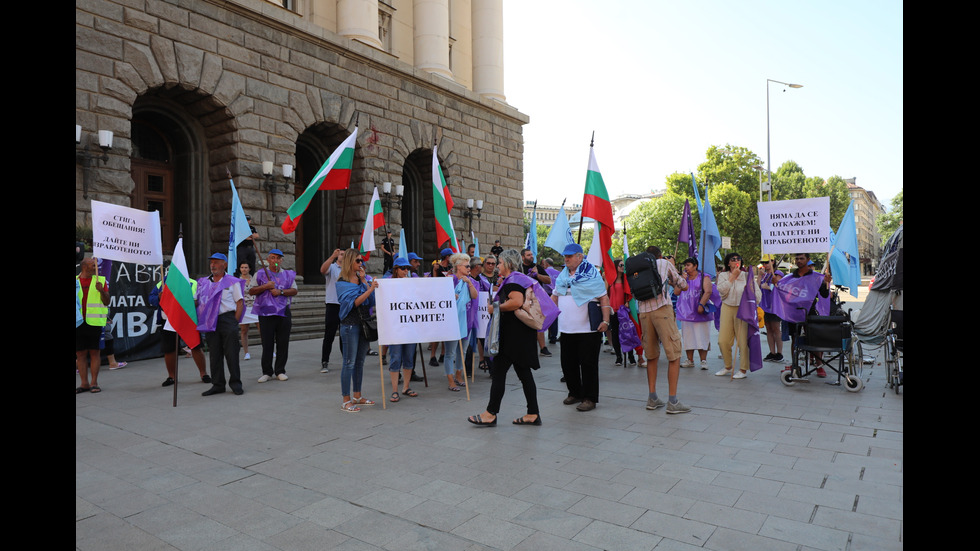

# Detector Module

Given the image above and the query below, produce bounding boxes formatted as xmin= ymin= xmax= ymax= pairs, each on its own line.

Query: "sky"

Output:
xmin=501 ymin=1 xmax=903 ymax=210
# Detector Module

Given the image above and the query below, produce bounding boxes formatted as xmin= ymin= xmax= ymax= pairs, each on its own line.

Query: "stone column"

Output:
xmin=338 ymin=0 xmax=382 ymax=49
xmin=413 ymin=0 xmax=452 ymax=78
xmin=472 ymin=0 xmax=505 ymax=101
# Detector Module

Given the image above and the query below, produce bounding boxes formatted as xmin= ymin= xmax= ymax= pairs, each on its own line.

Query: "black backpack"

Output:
xmin=624 ymin=253 xmax=664 ymax=301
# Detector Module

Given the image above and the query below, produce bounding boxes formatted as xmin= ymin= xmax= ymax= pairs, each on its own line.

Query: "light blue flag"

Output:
xmin=472 ymin=232 xmax=480 ymax=259
xmin=227 ymin=178 xmax=252 ymax=271
xmin=829 ymin=201 xmax=860 ymax=297
xmin=460 ymin=240 xmax=467 ymax=255
xmin=398 ymin=228 xmax=408 ymax=261
xmin=526 ymin=201 xmax=538 ymax=260
xmin=544 ymin=203 xmax=575 ymax=253
xmin=692 ymin=172 xmax=703 ymax=215
xmin=698 ymin=194 xmax=722 ymax=277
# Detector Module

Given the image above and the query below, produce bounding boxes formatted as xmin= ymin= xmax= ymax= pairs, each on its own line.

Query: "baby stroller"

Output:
xmin=781 ymin=309 xmax=864 ymax=392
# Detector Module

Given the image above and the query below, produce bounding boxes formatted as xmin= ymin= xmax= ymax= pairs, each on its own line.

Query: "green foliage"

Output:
xmin=619 ymin=192 xmax=693 ymax=258
xmin=708 ymin=183 xmax=761 ymax=264
xmin=876 ymin=189 xmax=903 ymax=245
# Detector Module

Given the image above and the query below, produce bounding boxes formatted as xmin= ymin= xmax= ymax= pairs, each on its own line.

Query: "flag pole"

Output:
xmin=459 ymin=339 xmax=470 ymax=401
xmin=336 ymin=114 xmax=359 ymax=249
xmin=173 ymin=223 xmax=183 ymax=408
xmin=578 ymin=132 xmax=594 ymax=244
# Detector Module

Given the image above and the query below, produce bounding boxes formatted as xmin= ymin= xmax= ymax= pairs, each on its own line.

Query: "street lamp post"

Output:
xmin=766 ymin=79 xmax=803 ymax=202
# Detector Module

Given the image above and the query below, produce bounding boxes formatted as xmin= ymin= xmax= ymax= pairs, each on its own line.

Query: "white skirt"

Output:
xmin=240 ymin=311 xmax=259 ymax=325
xmin=681 ymin=320 xmax=711 ymax=351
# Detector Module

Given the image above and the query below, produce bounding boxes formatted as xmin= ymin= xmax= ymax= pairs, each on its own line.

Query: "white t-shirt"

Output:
xmin=324 ymin=263 xmax=341 ymax=305
xmin=557 ymin=293 xmax=606 ymax=334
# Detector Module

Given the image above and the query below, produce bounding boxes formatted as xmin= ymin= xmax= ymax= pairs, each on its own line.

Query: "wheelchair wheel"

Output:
xmin=847 ymin=340 xmax=863 ymax=377
xmin=844 ymin=374 xmax=863 ymax=392
xmin=780 ymin=369 xmax=795 ymax=386
xmin=887 ymin=335 xmax=902 ymax=395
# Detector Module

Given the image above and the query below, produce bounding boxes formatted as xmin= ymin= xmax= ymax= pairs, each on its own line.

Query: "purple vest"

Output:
xmin=759 ymin=270 xmax=783 ymax=313
xmin=675 ymin=274 xmax=716 ymax=323
xmin=196 ymin=275 xmax=244 ymax=331
xmin=251 ymin=269 xmax=296 ymax=317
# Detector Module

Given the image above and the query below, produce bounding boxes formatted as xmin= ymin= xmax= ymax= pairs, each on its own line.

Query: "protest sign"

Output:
xmin=757 ymin=197 xmax=830 ymax=254
xmin=91 ymin=200 xmax=163 ymax=264
xmin=375 ymin=277 xmax=460 ymax=345
xmin=475 ymin=291 xmax=491 ymax=339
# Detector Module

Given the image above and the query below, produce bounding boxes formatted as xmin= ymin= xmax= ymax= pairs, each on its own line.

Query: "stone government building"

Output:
xmin=76 ymin=0 xmax=528 ymax=281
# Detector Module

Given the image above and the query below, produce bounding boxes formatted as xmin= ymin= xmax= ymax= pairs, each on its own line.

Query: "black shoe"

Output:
xmin=429 ymin=357 xmax=439 ymax=367
xmin=439 ymin=354 xmax=444 ymax=363
xmin=367 ymin=350 xmax=378 ymax=356
xmin=540 ymin=347 xmax=553 ymax=357
xmin=560 ymin=376 xmax=566 ymax=383
xmin=763 ymin=353 xmax=775 ymax=362
xmin=162 ymin=377 xmax=175 ymax=387
xmin=772 ymin=353 xmax=784 ymax=362
xmin=202 ymin=386 xmax=225 ymax=396
xmin=548 ymin=339 xmax=558 ymax=344
xmin=410 ymin=372 xmax=424 ymax=382
xmin=231 ymin=386 xmax=244 ymax=395
xmin=382 ymin=355 xmax=388 ymax=365
xmin=201 ymin=374 xmax=212 ymax=384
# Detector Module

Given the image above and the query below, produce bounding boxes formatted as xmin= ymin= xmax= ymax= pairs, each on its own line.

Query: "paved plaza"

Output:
xmin=76 ymin=311 xmax=903 ymax=550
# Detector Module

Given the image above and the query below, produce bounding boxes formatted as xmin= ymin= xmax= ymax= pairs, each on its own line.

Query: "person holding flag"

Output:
xmin=196 ymin=253 xmax=245 ymax=396
xmin=152 ymin=248 xmax=210 ymax=389
xmin=715 ymin=253 xmax=762 ymax=379
xmin=773 ymin=253 xmax=832 ymax=377
xmin=250 ymin=249 xmax=298 ymax=383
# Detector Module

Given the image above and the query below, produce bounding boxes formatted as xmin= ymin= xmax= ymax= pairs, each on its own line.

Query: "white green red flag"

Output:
xmin=282 ymin=128 xmax=358 ymax=234
xmin=581 ymin=147 xmax=616 ymax=286
xmin=358 ymin=186 xmax=384 ymax=260
xmin=432 ymin=145 xmax=459 ymax=252
xmin=159 ymin=238 xmax=200 ymax=348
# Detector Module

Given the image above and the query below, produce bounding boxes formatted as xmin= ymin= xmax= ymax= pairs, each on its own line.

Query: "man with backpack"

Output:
xmin=627 ymin=246 xmax=690 ymax=414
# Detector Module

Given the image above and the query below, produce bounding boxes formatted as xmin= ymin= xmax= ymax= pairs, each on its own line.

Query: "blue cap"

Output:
xmin=269 ymin=249 xmax=285 ymax=256
xmin=208 ymin=252 xmax=228 ymax=261
xmin=440 ymin=248 xmax=453 ymax=257
xmin=408 ymin=252 xmax=423 ymax=261
xmin=562 ymin=243 xmax=584 ymax=256
xmin=393 ymin=257 xmax=411 ymax=267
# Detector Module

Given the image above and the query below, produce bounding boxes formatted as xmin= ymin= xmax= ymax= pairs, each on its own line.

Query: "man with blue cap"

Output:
xmin=551 ymin=243 xmax=609 ymax=412
xmin=197 ymin=253 xmax=245 ymax=396
xmin=250 ymin=248 xmax=298 ymax=382
xmin=408 ymin=252 xmax=424 ymax=277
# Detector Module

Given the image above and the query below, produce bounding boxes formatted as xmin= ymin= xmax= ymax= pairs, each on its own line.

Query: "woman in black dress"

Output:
xmin=467 ymin=249 xmax=541 ymax=426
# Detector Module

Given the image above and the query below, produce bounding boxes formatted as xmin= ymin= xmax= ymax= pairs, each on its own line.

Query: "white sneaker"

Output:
xmin=244 ymin=352 xmax=251 ymax=360
xmin=257 ymin=375 xmax=271 ymax=383
xmin=715 ymin=368 xmax=733 ymax=376
xmin=679 ymin=360 xmax=695 ymax=368
xmin=700 ymin=360 xmax=709 ymax=370
xmin=732 ymin=370 xmax=748 ymax=379
xmin=277 ymin=373 xmax=289 ymax=381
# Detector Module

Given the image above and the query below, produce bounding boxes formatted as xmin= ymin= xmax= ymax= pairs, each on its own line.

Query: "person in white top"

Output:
xmin=715 ymin=252 xmax=762 ymax=379
xmin=320 ymin=248 xmax=344 ymax=373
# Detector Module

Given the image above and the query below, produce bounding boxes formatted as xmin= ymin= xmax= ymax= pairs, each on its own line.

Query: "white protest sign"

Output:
xmin=375 ymin=277 xmax=460 ymax=345
xmin=475 ymin=291 xmax=491 ymax=339
xmin=91 ymin=200 xmax=163 ymax=264
xmin=757 ymin=197 xmax=830 ymax=254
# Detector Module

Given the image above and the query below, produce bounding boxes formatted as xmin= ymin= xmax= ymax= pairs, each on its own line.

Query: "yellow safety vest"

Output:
xmin=77 ymin=275 xmax=108 ymax=327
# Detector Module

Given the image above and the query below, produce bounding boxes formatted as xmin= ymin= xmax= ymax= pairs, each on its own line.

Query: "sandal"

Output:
xmin=467 ymin=414 xmax=497 ymax=426
xmin=513 ymin=415 xmax=542 ymax=426
xmin=402 ymin=388 xmax=419 ymax=397
xmin=448 ymin=386 xmax=461 ymax=392
xmin=341 ymin=400 xmax=360 ymax=413
xmin=90 ymin=386 xmax=102 ymax=393
xmin=390 ymin=392 xmax=400 ymax=402
xmin=479 ymin=360 xmax=489 ymax=371
xmin=75 ymin=386 xmax=91 ymax=394
xmin=455 ymin=379 xmax=466 ymax=387
xmin=352 ymin=397 xmax=376 ymax=405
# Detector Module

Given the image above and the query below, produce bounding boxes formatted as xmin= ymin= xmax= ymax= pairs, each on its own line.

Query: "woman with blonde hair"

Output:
xmin=443 ymin=252 xmax=478 ymax=391
xmin=336 ymin=249 xmax=379 ymax=412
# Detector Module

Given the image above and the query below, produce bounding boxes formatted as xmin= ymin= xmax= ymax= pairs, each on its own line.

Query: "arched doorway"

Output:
xmin=131 ymin=96 xmax=210 ymax=274
xmin=401 ymin=149 xmax=448 ymax=262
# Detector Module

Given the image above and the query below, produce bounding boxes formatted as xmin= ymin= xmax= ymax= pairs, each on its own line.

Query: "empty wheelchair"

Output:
xmin=781 ymin=311 xmax=864 ymax=392
xmin=885 ymin=307 xmax=903 ymax=394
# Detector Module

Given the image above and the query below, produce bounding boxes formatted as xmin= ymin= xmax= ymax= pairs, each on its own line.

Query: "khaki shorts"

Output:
xmin=638 ymin=304 xmax=682 ymax=362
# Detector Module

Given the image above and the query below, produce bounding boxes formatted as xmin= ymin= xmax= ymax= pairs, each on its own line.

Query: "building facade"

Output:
xmin=76 ymin=0 xmax=528 ymax=280
xmin=845 ymin=178 xmax=886 ymax=275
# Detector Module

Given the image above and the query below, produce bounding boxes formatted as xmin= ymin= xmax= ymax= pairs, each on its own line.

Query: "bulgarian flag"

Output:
xmin=282 ymin=128 xmax=358 ymax=234
xmin=358 ymin=187 xmax=384 ymax=261
xmin=581 ymin=146 xmax=617 ymax=287
xmin=159 ymin=238 xmax=200 ymax=349
xmin=432 ymin=144 xmax=459 ymax=252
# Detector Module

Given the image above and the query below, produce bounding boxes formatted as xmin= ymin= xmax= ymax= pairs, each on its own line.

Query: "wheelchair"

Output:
xmin=781 ymin=309 xmax=864 ymax=392
xmin=885 ymin=307 xmax=903 ymax=394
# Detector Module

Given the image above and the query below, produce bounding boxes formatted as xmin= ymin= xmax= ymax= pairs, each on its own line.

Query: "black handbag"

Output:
xmin=357 ymin=305 xmax=378 ymax=342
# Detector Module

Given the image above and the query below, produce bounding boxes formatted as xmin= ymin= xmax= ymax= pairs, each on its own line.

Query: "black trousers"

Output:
xmin=486 ymin=352 xmax=538 ymax=416
xmin=321 ymin=303 xmax=340 ymax=364
xmin=259 ymin=310 xmax=291 ymax=376
xmin=206 ymin=312 xmax=241 ymax=390
xmin=560 ymin=332 xmax=601 ymax=402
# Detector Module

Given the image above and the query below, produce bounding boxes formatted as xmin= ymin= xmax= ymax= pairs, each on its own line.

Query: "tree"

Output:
xmin=876 ymin=190 xmax=903 ymax=244
xmin=708 ymin=183 xmax=761 ymax=264
xmin=619 ymin=192 xmax=696 ymax=259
